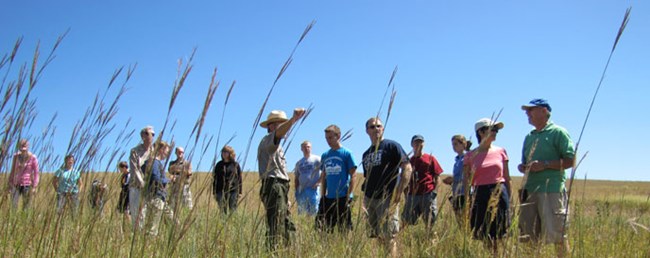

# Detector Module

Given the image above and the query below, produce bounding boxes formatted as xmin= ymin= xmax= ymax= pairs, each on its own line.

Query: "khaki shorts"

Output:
xmin=519 ymin=191 xmax=568 ymax=244
xmin=364 ymin=197 xmax=399 ymax=240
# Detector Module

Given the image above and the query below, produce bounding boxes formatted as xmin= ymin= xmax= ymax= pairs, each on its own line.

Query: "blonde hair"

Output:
xmin=154 ymin=140 xmax=170 ymax=158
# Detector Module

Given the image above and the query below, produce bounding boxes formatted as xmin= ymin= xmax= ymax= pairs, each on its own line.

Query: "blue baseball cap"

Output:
xmin=411 ymin=134 xmax=425 ymax=142
xmin=521 ymin=98 xmax=552 ymax=112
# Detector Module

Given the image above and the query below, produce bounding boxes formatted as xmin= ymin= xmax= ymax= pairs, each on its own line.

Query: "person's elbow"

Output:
xmin=562 ymin=157 xmax=575 ymax=170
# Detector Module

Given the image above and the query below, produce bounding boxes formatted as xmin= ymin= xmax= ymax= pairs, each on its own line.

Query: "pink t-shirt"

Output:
xmin=463 ymin=146 xmax=508 ymax=186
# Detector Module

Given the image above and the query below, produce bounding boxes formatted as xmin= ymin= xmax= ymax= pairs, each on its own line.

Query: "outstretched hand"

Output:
xmin=292 ymin=108 xmax=306 ymax=121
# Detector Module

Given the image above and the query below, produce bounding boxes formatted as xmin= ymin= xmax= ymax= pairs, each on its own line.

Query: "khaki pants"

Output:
xmin=145 ymin=197 xmax=177 ymax=236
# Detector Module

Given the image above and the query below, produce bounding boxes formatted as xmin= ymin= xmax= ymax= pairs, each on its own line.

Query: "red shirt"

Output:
xmin=407 ymin=153 xmax=443 ymax=195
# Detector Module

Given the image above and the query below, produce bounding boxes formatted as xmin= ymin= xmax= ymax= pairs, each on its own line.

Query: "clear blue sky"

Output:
xmin=2 ymin=1 xmax=648 ymax=181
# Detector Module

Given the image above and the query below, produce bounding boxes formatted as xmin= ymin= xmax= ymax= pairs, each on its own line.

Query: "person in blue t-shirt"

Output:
xmin=52 ymin=154 xmax=82 ymax=215
xmin=142 ymin=140 xmax=179 ymax=236
xmin=319 ymin=124 xmax=357 ymax=233
xmin=442 ymin=134 xmax=472 ymax=225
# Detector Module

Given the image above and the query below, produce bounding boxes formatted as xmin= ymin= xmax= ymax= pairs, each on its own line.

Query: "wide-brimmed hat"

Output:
xmin=474 ymin=118 xmax=505 ymax=132
xmin=260 ymin=110 xmax=288 ymax=128
xmin=521 ymin=98 xmax=552 ymax=112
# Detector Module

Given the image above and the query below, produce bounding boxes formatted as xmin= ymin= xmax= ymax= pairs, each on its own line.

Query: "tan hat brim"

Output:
xmin=260 ymin=117 xmax=289 ymax=128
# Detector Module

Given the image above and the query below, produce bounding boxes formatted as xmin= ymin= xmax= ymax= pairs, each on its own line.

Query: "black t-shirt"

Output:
xmin=213 ymin=160 xmax=243 ymax=194
xmin=362 ymin=139 xmax=408 ymax=199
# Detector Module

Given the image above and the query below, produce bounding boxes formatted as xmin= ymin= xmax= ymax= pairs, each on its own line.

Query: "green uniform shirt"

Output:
xmin=522 ymin=122 xmax=575 ymax=193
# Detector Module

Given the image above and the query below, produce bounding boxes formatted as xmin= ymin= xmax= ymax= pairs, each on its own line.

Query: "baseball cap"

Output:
xmin=474 ymin=118 xmax=505 ymax=132
xmin=521 ymin=98 xmax=552 ymax=112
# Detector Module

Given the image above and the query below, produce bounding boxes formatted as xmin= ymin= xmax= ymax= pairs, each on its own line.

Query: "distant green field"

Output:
xmin=1 ymin=172 xmax=649 ymax=257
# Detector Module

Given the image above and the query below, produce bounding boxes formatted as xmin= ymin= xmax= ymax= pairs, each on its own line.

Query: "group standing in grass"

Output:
xmin=4 ymin=97 xmax=574 ymax=257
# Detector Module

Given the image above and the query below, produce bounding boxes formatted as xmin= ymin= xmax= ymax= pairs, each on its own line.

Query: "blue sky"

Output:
xmin=2 ymin=1 xmax=648 ymax=181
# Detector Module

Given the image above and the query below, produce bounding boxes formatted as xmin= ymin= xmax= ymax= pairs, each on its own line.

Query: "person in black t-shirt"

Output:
xmin=213 ymin=145 xmax=243 ymax=214
xmin=361 ymin=117 xmax=412 ymax=258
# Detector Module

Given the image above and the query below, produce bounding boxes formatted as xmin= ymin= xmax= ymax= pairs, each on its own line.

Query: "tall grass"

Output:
xmin=2 ymin=9 xmax=648 ymax=258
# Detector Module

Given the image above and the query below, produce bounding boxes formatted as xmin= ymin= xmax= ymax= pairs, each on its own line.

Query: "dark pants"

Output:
xmin=323 ymin=196 xmax=352 ymax=233
xmin=260 ymin=178 xmax=294 ymax=250
xmin=470 ymin=183 xmax=510 ymax=240
xmin=215 ymin=191 xmax=239 ymax=214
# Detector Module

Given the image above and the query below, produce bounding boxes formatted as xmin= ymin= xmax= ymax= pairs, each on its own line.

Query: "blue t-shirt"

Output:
xmin=143 ymin=159 xmax=169 ymax=200
xmin=452 ymin=154 xmax=465 ymax=196
xmin=321 ymin=147 xmax=357 ymax=199
xmin=54 ymin=167 xmax=81 ymax=193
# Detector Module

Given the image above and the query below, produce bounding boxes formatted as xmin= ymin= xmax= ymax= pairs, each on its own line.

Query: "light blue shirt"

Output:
xmin=55 ymin=167 xmax=81 ymax=193
xmin=294 ymin=154 xmax=321 ymax=192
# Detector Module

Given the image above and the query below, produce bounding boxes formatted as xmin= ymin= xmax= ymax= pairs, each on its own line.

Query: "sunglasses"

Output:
xmin=367 ymin=124 xmax=383 ymax=129
xmin=481 ymin=127 xmax=499 ymax=133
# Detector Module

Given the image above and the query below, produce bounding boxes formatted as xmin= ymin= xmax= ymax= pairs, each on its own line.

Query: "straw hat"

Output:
xmin=260 ymin=110 xmax=288 ymax=128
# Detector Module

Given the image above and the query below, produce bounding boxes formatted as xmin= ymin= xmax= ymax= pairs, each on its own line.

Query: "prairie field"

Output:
xmin=1 ymin=172 xmax=648 ymax=257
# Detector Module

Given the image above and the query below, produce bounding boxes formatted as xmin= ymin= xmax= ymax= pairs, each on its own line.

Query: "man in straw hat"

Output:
xmin=518 ymin=98 xmax=575 ymax=257
xmin=257 ymin=108 xmax=305 ymax=251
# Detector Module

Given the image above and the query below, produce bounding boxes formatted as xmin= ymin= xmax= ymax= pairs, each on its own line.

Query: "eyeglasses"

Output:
xmin=367 ymin=124 xmax=383 ymax=129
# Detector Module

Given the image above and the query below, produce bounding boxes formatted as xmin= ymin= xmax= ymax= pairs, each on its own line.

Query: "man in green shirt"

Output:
xmin=518 ymin=98 xmax=575 ymax=257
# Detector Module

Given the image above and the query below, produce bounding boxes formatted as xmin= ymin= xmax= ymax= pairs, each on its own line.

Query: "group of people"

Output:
xmin=6 ymin=139 xmax=105 ymax=215
xmin=5 ymin=97 xmax=575 ymax=257
xmin=260 ymin=98 xmax=574 ymax=257
xmin=119 ymin=126 xmax=195 ymax=236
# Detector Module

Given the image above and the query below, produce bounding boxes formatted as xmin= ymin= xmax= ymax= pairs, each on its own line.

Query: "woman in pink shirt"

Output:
xmin=7 ymin=139 xmax=40 ymax=209
xmin=463 ymin=118 xmax=511 ymax=255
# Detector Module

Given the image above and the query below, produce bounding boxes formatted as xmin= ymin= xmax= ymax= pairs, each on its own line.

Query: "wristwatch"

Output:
xmin=543 ymin=160 xmax=549 ymax=169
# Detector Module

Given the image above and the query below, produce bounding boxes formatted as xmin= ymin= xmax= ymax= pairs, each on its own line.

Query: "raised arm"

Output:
xmin=273 ymin=108 xmax=305 ymax=143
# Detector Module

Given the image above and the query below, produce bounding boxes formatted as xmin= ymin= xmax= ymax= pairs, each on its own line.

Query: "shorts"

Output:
xmin=519 ymin=190 xmax=568 ymax=244
xmin=364 ymin=197 xmax=399 ymax=240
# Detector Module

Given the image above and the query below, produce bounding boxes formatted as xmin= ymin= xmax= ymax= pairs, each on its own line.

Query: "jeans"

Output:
xmin=56 ymin=192 xmax=79 ymax=215
xmin=215 ymin=191 xmax=239 ymax=214
xmin=295 ymin=187 xmax=319 ymax=216
xmin=402 ymin=191 xmax=438 ymax=227
xmin=11 ymin=185 xmax=32 ymax=210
